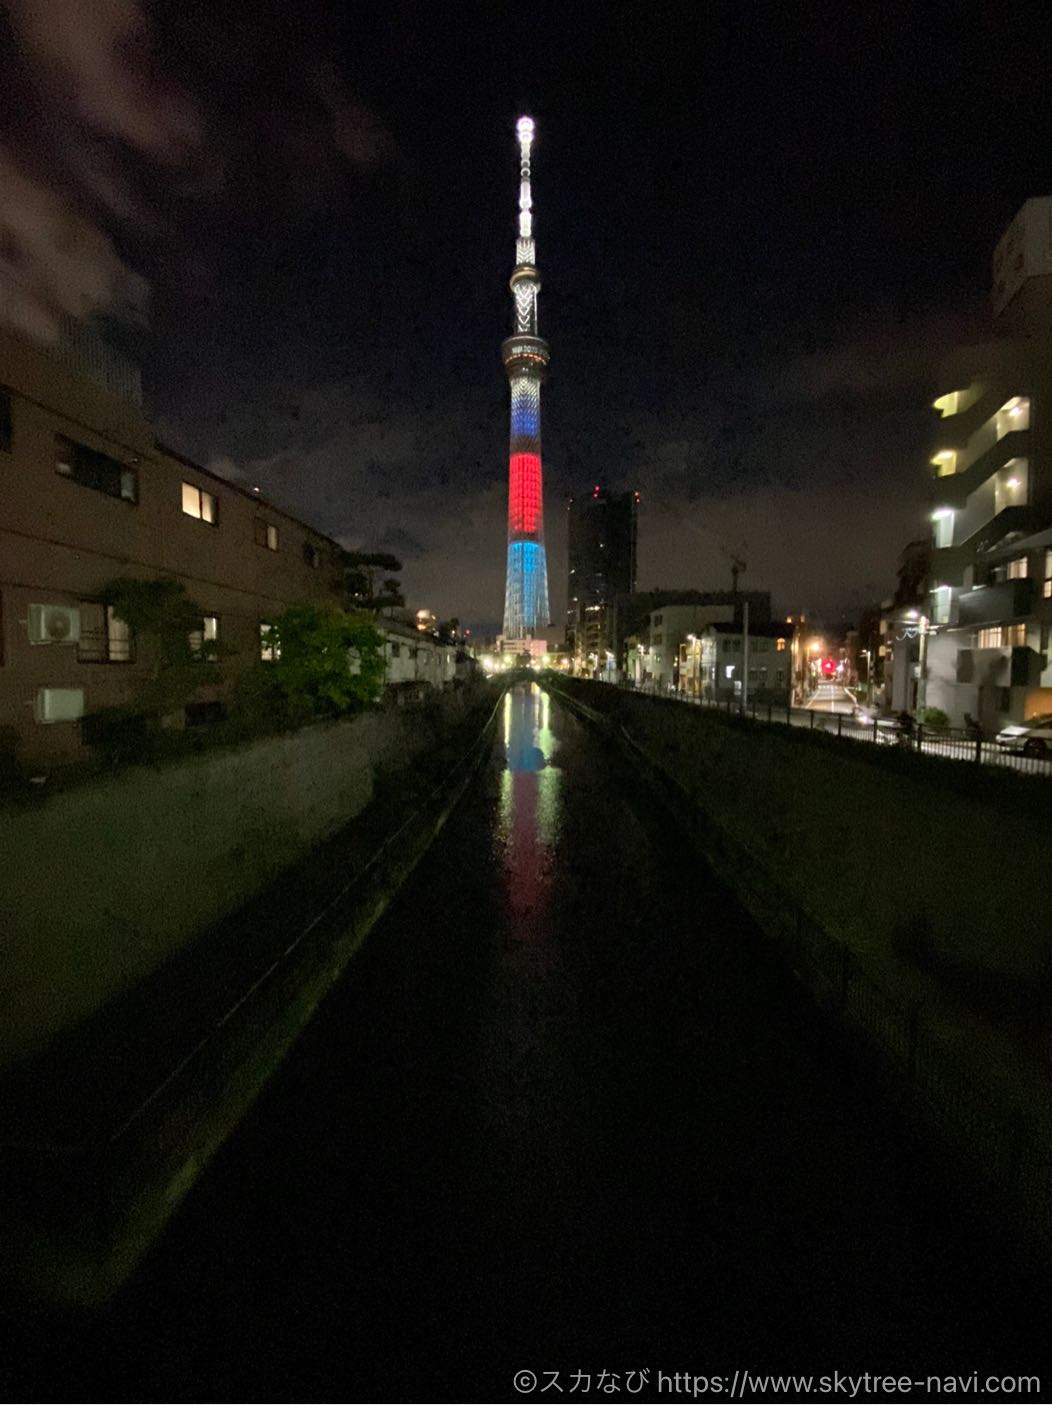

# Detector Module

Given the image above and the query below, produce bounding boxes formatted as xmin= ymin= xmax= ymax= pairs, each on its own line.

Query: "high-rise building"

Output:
xmin=501 ymin=116 xmax=551 ymax=644
xmin=566 ymin=486 xmax=638 ymax=668
xmin=916 ymin=198 xmax=1052 ymax=731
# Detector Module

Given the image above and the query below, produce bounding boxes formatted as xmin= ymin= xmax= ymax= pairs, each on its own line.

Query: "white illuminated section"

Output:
xmin=517 ymin=115 xmax=534 ymax=240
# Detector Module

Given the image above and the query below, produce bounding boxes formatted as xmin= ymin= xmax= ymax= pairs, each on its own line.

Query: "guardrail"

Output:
xmin=614 ymin=683 xmax=1052 ymax=778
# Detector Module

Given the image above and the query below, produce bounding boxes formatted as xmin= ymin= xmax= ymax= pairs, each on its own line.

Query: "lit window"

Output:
xmin=189 ymin=614 xmax=219 ymax=657
xmin=1044 ymin=549 xmax=1052 ymax=599
xmin=255 ymin=519 xmax=279 ymax=551
xmin=77 ymin=603 xmax=133 ymax=663
xmin=977 ymin=627 xmax=1003 ymax=649
xmin=1004 ymin=622 xmax=1026 ymax=647
xmin=182 ymin=481 xmax=218 ymax=524
xmin=1006 ymin=556 xmax=1028 ymax=580
xmin=776 ymin=638 xmax=787 ymax=652
xmin=56 ymin=435 xmax=137 ymax=502
xmin=260 ymin=622 xmax=279 ymax=661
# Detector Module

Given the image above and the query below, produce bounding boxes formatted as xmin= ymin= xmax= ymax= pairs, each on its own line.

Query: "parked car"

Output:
xmin=995 ymin=714 xmax=1052 ymax=757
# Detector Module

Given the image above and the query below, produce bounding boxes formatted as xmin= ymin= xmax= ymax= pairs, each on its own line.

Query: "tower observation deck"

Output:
xmin=501 ymin=115 xmax=551 ymax=642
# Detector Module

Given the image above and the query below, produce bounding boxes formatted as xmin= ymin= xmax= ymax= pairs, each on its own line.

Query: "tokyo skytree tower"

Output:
xmin=501 ymin=115 xmax=551 ymax=640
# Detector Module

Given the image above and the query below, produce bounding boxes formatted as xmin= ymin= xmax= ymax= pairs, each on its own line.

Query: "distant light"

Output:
xmin=253 ymin=485 xmax=261 ymax=493
xmin=517 ymin=116 xmax=535 ymax=140
xmin=905 ymin=609 xmax=919 ymax=620
xmin=931 ymin=507 xmax=953 ymax=519
xmin=1006 ymin=476 xmax=1020 ymax=488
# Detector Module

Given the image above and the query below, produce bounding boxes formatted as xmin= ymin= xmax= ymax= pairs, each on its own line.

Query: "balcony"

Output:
xmin=954 ymin=577 xmax=1035 ymax=628
xmin=935 ymin=428 xmax=1028 ymax=505
xmin=969 ymin=505 xmax=1037 ymax=555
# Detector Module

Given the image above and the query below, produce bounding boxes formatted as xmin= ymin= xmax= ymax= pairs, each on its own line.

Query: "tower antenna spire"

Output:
xmin=501 ymin=115 xmax=551 ymax=642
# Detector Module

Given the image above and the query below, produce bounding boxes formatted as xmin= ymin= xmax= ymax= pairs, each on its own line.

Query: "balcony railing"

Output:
xmin=954 ymin=577 xmax=1035 ymax=628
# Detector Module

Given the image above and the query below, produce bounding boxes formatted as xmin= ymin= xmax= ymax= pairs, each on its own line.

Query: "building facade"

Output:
xmin=678 ymin=620 xmax=793 ymax=702
xmin=0 ymin=322 xmax=345 ymax=766
xmin=919 ymin=202 xmax=1052 ymax=730
xmin=566 ymin=486 xmax=638 ymax=672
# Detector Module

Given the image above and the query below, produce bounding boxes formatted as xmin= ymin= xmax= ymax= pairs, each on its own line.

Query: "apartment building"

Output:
xmin=679 ymin=620 xmax=793 ymax=702
xmin=0 ymin=320 xmax=343 ymax=765
xmin=921 ymin=200 xmax=1052 ymax=730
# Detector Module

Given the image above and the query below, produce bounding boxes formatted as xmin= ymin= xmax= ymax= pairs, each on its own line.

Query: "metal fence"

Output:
xmin=618 ymin=682 xmax=1052 ymax=778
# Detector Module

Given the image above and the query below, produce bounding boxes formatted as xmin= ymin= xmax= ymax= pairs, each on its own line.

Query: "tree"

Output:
xmin=103 ymin=576 xmax=223 ymax=720
xmin=340 ymin=550 xmax=404 ymax=612
xmin=252 ymin=603 xmax=384 ymax=719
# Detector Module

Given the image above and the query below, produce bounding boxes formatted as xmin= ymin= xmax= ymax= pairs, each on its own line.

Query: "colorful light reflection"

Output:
xmin=497 ymin=685 xmax=562 ymax=933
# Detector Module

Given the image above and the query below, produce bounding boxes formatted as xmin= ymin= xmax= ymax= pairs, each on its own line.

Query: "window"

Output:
xmin=303 ymin=540 xmax=320 ymax=568
xmin=776 ymin=638 xmax=787 ymax=652
xmin=56 ymin=435 xmax=137 ymax=502
xmin=188 ymin=614 xmax=218 ymax=658
xmin=390 ymin=642 xmax=401 ymax=658
xmin=255 ymin=519 xmax=279 ymax=551
xmin=653 ymin=614 xmax=663 ymax=625
xmin=977 ymin=627 xmax=1003 ymax=649
xmin=1006 ymin=556 xmax=1028 ymax=579
xmin=260 ymin=622 xmax=279 ymax=661
xmin=1005 ymin=622 xmax=1027 ymax=647
xmin=1045 ymin=549 xmax=1052 ymax=600
xmin=78 ymin=602 xmax=133 ymax=663
xmin=0 ymin=388 xmax=11 ymax=452
xmin=182 ymin=481 xmax=218 ymax=524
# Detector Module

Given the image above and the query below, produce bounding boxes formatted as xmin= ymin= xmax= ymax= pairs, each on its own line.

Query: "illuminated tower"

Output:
xmin=501 ymin=115 xmax=551 ymax=641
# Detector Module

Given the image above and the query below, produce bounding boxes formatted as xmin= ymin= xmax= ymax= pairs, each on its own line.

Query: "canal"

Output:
xmin=2 ymin=682 xmax=1048 ymax=1400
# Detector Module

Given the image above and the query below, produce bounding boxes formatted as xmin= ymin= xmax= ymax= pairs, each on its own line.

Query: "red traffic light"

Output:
xmin=821 ymin=657 xmax=837 ymax=677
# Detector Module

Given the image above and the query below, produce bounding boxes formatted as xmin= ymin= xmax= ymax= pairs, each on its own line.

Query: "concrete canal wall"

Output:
xmin=0 ymin=691 xmax=482 ymax=1069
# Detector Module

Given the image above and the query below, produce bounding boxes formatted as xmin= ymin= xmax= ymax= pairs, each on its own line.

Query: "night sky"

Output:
xmin=4 ymin=0 xmax=1052 ymax=633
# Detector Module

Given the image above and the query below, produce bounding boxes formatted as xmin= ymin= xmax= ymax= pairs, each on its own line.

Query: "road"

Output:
xmin=803 ymin=681 xmax=855 ymax=713
xmin=1 ymin=682 xmax=1048 ymax=1401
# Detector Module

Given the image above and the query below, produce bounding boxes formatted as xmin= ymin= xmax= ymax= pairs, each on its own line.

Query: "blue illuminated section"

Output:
xmin=504 ymin=540 xmax=550 ymax=636
xmin=511 ymin=402 xmax=539 ymax=438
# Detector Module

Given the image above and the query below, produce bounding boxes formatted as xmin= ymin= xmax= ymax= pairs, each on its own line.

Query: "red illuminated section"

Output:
xmin=508 ymin=452 xmax=543 ymax=534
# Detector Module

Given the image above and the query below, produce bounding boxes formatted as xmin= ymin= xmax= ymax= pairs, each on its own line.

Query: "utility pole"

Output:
xmin=741 ymin=598 xmax=750 ymax=713
xmin=730 ymin=553 xmax=746 ymax=599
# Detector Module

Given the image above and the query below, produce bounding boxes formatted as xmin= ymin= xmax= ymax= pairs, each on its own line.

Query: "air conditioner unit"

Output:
xmin=28 ymin=603 xmax=81 ymax=644
xmin=35 ymin=687 xmax=85 ymax=723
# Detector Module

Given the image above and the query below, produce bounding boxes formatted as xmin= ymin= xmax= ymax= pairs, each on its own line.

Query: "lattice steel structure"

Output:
xmin=501 ymin=115 xmax=551 ymax=640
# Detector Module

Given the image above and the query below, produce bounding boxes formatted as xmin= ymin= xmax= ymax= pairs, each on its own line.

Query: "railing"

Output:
xmin=614 ymin=682 xmax=1052 ymax=778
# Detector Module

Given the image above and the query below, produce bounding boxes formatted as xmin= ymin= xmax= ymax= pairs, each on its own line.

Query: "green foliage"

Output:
xmin=252 ymin=604 xmax=384 ymax=719
xmin=102 ymin=576 xmax=225 ymax=721
xmin=921 ymin=707 xmax=950 ymax=731
xmin=340 ymin=550 xmax=404 ymax=612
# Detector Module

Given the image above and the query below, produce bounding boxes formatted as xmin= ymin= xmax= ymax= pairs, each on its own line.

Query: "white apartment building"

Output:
xmin=922 ymin=202 xmax=1052 ymax=730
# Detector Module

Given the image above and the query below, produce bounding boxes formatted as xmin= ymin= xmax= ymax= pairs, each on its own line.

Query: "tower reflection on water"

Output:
xmin=496 ymin=684 xmax=562 ymax=929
